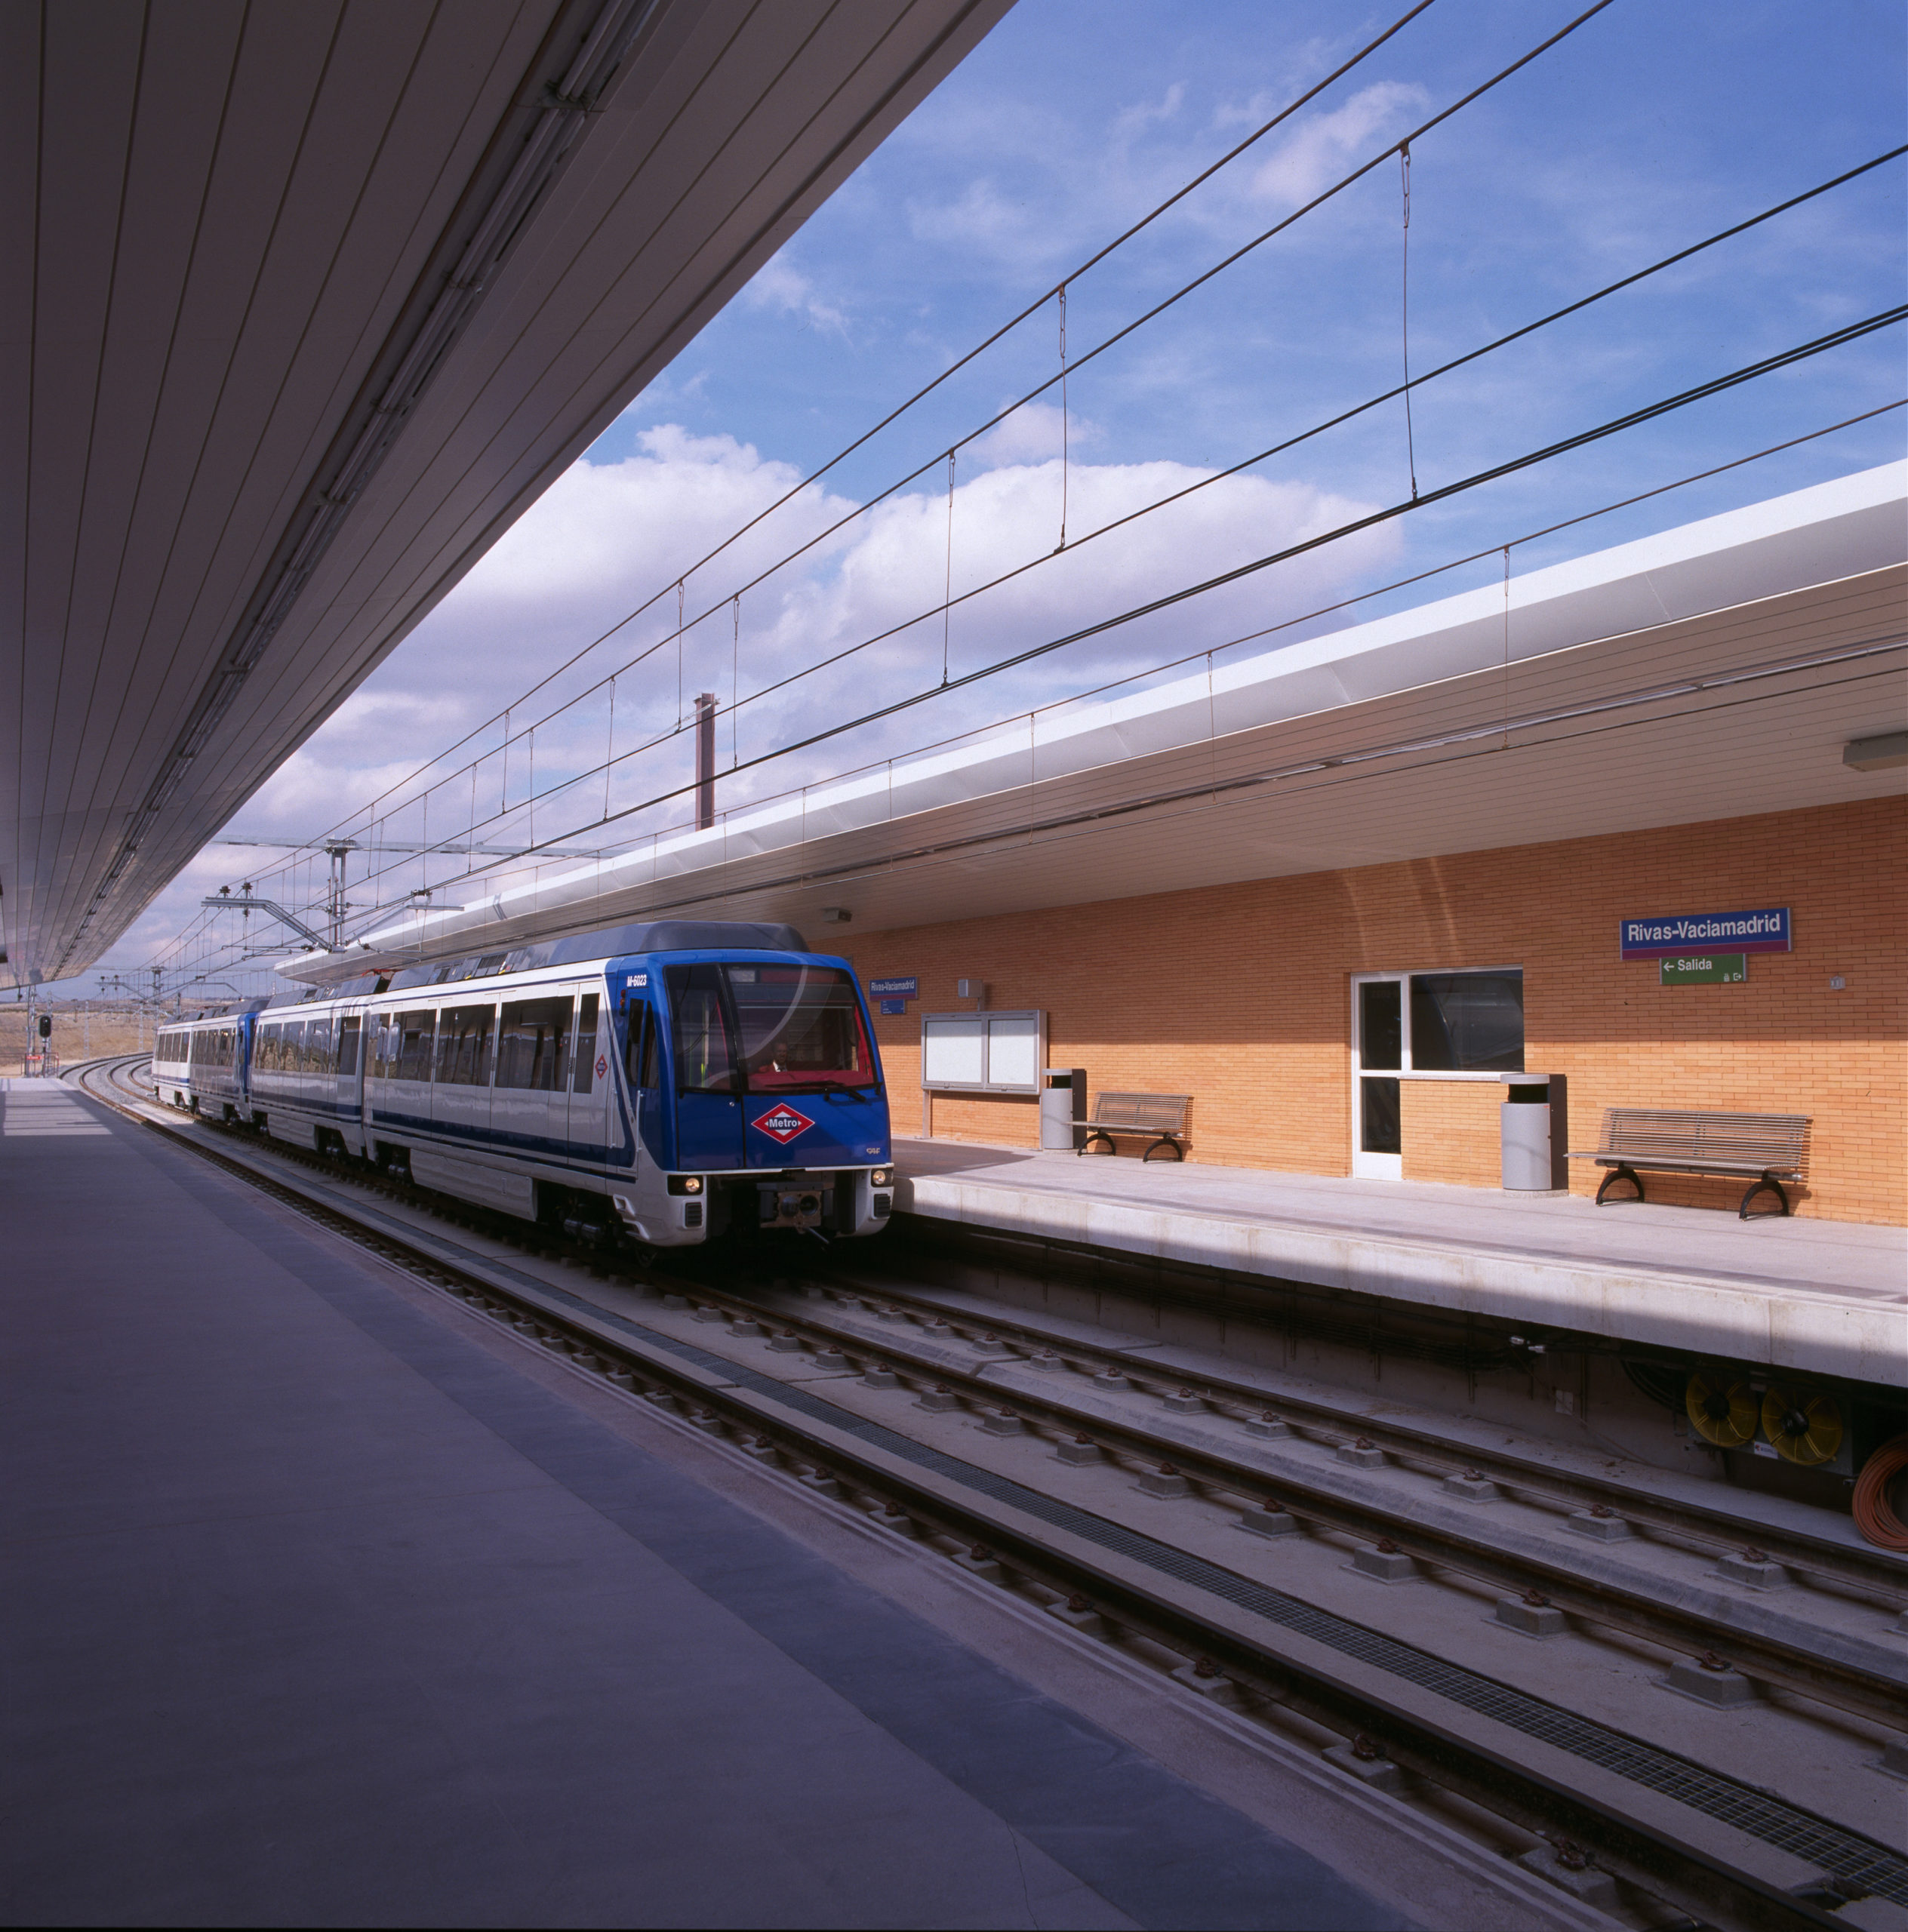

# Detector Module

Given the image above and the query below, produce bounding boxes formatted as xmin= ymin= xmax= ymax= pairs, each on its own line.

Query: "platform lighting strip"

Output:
xmin=143 ymin=395 xmax=1905 ymax=978
xmin=297 ymin=1 xmax=1621 ymax=852
xmin=291 ymin=141 xmax=1907 ymax=924
xmin=54 ymin=0 xmax=663 ymax=979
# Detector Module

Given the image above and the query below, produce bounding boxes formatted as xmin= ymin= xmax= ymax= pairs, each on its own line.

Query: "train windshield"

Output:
xmin=665 ymin=962 xmax=876 ymax=1094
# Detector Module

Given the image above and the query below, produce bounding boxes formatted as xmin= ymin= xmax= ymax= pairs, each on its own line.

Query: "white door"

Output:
xmin=1350 ymin=974 xmax=1403 ymax=1180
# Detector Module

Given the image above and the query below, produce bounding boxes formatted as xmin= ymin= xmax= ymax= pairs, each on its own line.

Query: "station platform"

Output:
xmin=1 ymin=1083 xmax=1436 ymax=1930
xmin=893 ymin=1140 xmax=1906 ymax=1386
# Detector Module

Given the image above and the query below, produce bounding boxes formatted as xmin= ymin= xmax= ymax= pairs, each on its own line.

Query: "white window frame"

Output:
xmin=919 ymin=1009 xmax=1046 ymax=1095
xmin=1350 ymin=967 xmax=1524 ymax=1181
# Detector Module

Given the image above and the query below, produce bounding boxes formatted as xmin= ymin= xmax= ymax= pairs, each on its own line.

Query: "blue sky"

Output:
xmin=97 ymin=0 xmax=1906 ymax=998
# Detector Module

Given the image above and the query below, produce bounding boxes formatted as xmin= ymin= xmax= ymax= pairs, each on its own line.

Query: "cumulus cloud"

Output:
xmin=743 ymin=254 xmax=848 ymax=336
xmin=968 ymin=400 xmax=1100 ymax=469
xmin=119 ymin=423 xmax=1395 ymax=974
xmin=1250 ymin=82 xmax=1426 ymax=208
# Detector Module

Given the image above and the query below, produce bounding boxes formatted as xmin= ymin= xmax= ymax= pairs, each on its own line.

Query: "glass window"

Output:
xmin=395 ymin=1010 xmax=437 ymax=1082
xmin=436 ymin=1005 xmax=495 ymax=1087
xmin=497 ymin=998 xmax=571 ymax=1091
xmin=726 ymin=964 xmax=874 ymax=1093
xmin=1358 ymin=981 xmax=1402 ymax=1070
xmin=337 ymin=1017 xmax=361 ymax=1078
xmin=571 ymin=992 xmax=599 ymax=1093
xmin=666 ymin=965 xmax=738 ymax=1094
xmin=623 ymin=1003 xmax=653 ymax=1088
xmin=1409 ymin=972 xmax=1524 ymax=1072
xmin=307 ymin=1015 xmax=334 ymax=1074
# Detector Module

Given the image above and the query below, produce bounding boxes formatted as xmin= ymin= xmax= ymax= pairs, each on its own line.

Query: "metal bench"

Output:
xmin=1080 ymin=1091 xmax=1190 ymax=1162
xmin=1568 ymin=1107 xmax=1808 ymax=1217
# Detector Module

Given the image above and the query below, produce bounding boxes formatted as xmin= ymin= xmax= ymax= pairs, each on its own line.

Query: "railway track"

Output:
xmin=72 ymin=1056 xmax=1905 ymax=1932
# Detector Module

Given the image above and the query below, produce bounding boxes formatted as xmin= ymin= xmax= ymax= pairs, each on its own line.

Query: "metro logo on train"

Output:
xmin=753 ymin=1103 xmax=815 ymax=1144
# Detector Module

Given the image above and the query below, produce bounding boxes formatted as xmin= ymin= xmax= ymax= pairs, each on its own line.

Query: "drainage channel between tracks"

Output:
xmin=78 ymin=1062 xmax=1900 ymax=1929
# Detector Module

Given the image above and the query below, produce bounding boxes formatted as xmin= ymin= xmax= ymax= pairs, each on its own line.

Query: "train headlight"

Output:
xmin=667 ymin=1174 xmax=704 ymax=1195
xmin=869 ymin=1167 xmax=891 ymax=1186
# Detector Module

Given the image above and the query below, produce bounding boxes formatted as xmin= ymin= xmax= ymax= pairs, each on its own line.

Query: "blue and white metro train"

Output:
xmin=150 ymin=920 xmax=894 ymax=1249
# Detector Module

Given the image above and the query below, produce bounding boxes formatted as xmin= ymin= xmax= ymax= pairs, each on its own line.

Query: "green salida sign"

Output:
xmin=1660 ymin=953 xmax=1746 ymax=986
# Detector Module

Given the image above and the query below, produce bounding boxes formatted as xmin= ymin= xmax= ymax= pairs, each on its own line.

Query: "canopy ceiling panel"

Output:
xmin=0 ymin=0 xmax=1011 ymax=985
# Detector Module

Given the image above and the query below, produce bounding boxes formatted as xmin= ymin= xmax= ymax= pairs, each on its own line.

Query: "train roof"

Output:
xmin=269 ymin=918 xmax=812 ymax=1000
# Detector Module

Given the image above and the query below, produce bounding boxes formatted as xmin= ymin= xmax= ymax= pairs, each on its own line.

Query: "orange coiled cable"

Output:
xmin=1852 ymin=1433 xmax=1908 ymax=1551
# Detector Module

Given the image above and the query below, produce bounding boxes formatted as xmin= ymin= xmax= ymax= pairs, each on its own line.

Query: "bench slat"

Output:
xmin=1570 ymin=1106 xmax=1808 ymax=1175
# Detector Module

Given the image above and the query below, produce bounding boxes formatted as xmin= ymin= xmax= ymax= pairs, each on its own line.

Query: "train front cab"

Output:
xmin=607 ymin=949 xmax=893 ymax=1249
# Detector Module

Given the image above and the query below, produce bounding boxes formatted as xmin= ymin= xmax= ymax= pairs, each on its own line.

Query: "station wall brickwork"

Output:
xmin=853 ymin=795 xmax=1905 ymax=1225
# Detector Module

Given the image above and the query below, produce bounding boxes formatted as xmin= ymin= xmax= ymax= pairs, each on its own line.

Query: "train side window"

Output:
xmin=497 ymin=997 xmax=571 ymax=1091
xmin=309 ymin=1015 xmax=334 ymax=1072
xmin=337 ymin=1017 xmax=362 ymax=1077
xmin=571 ymin=994 xmax=599 ymax=1093
xmin=395 ymin=1010 xmax=436 ymax=1082
xmin=439 ymin=1004 xmax=495 ymax=1086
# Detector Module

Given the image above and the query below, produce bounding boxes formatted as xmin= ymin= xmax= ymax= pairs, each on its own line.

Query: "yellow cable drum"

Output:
xmin=1686 ymin=1370 xmax=1759 ymax=1449
xmin=1762 ymin=1383 xmax=1844 ymax=1466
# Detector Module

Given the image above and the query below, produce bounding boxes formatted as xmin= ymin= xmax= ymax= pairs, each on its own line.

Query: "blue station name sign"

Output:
xmin=1620 ymin=908 xmax=1790 ymax=960
xmin=867 ymin=976 xmax=918 ymax=999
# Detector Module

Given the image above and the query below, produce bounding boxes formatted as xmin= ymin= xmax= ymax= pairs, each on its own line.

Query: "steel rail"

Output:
xmin=803 ymin=1253 xmax=1908 ymax=1601
xmin=559 ymin=1272 xmax=1905 ymax=1727
xmin=66 ymin=1059 xmax=1884 ymax=1931
xmin=80 ymin=1057 xmax=1905 ymax=1717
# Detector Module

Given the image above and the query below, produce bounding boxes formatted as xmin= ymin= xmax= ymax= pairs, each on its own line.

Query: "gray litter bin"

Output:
xmin=1500 ymin=1075 xmax=1562 ymax=1190
xmin=1041 ymin=1068 xmax=1087 ymax=1151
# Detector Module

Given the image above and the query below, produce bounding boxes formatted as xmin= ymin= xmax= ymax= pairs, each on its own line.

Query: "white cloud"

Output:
xmin=1250 ymin=82 xmax=1426 ymax=208
xmin=196 ymin=426 xmax=1396 ymax=917
xmin=1113 ymin=82 xmax=1185 ymax=137
xmin=968 ymin=400 xmax=1100 ymax=469
xmin=743 ymin=254 xmax=848 ymax=336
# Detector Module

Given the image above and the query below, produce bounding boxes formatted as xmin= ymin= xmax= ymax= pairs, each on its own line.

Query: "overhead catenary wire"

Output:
xmin=313 ymin=0 xmax=1589 ymax=838
xmin=397 ymin=309 xmax=1907 ymax=875
xmin=269 ymin=277 xmax=1908 ymax=934
xmin=334 ymin=120 xmax=1906 ymax=904
xmin=315 ymin=132 xmax=1908 ymax=926
xmin=154 ymin=397 xmax=1901 ymax=977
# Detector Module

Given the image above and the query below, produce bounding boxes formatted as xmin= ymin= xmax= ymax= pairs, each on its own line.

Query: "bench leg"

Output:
xmin=1740 ymin=1175 xmax=1790 ymax=1219
xmin=1081 ymin=1131 xmax=1115 ymax=1157
xmin=1595 ymin=1164 xmax=1645 ymax=1206
xmin=1141 ymin=1137 xmax=1184 ymax=1162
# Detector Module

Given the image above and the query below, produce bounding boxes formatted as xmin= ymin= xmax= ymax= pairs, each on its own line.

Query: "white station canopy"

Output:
xmin=1 ymin=0 xmax=1011 ymax=988
xmin=328 ymin=462 xmax=1905 ymax=975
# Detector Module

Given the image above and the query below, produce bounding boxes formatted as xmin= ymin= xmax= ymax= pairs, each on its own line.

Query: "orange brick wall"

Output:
xmin=1399 ymin=1080 xmax=1503 ymax=1187
xmin=852 ymin=796 xmax=1906 ymax=1224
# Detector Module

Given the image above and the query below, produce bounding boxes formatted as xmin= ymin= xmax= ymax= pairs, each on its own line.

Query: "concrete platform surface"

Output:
xmin=894 ymin=1139 xmax=1906 ymax=1384
xmin=0 ymin=1088 xmax=1417 ymax=1930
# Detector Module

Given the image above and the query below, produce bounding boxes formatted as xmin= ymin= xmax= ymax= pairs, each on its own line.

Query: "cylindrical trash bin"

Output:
xmin=1500 ymin=1081 xmax=1552 ymax=1190
xmin=1041 ymin=1068 xmax=1087 ymax=1150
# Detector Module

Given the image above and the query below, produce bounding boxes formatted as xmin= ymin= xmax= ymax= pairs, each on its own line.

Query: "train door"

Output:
xmin=385 ymin=1007 xmax=439 ymax=1148
xmin=494 ymin=992 xmax=571 ymax=1156
xmin=305 ymin=1013 xmax=334 ymax=1139
xmin=565 ymin=987 xmax=608 ymax=1164
xmin=620 ymin=989 xmax=666 ymax=1165
xmin=665 ymin=962 xmax=743 ymax=1170
xmin=334 ymin=1008 xmax=365 ymax=1151
xmin=429 ymin=998 xmax=495 ymax=1148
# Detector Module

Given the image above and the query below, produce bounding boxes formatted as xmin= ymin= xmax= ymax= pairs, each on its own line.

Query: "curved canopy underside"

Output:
xmin=1 ymin=0 xmax=1009 ymax=987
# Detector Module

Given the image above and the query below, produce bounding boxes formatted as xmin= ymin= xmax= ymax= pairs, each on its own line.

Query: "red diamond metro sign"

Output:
xmin=752 ymin=1103 xmax=815 ymax=1145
